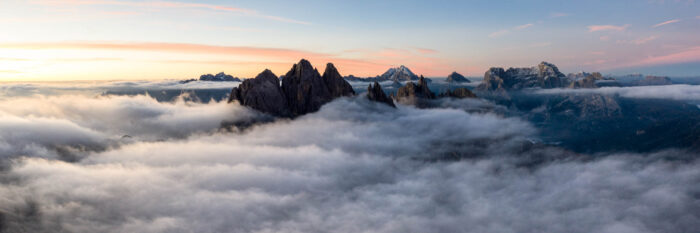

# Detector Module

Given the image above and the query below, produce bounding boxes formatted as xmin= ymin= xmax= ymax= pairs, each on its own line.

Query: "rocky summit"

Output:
xmin=229 ymin=59 xmax=355 ymax=117
xmin=567 ymin=72 xmax=616 ymax=89
xmin=228 ymin=69 xmax=289 ymax=117
xmin=394 ymin=76 xmax=436 ymax=105
xmin=200 ymin=72 xmax=241 ymax=82
xmin=380 ymin=65 xmax=420 ymax=81
xmin=322 ymin=63 xmax=355 ymax=98
xmin=476 ymin=62 xmax=566 ymax=91
xmin=445 ymin=72 xmax=470 ymax=83
xmin=367 ymin=82 xmax=396 ymax=107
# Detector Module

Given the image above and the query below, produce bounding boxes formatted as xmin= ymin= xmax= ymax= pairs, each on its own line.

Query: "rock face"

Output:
xmin=395 ymin=76 xmax=436 ymax=100
xmin=476 ymin=62 xmax=566 ymax=91
xmin=439 ymin=88 xmax=477 ymax=98
xmin=569 ymin=77 xmax=598 ymax=89
xmin=546 ymin=94 xmax=622 ymax=120
xmin=445 ymin=72 xmax=470 ymax=83
xmin=282 ymin=60 xmax=330 ymax=116
xmin=380 ymin=65 xmax=419 ymax=81
xmin=322 ymin=63 xmax=355 ymax=98
xmin=390 ymin=80 xmax=403 ymax=88
xmin=228 ymin=69 xmax=290 ymax=117
xmin=229 ymin=59 xmax=356 ymax=117
xmin=567 ymin=72 xmax=604 ymax=81
xmin=367 ymin=82 xmax=396 ymax=107
xmin=200 ymin=72 xmax=241 ymax=81
xmin=567 ymin=72 xmax=616 ymax=89
xmin=633 ymin=76 xmax=673 ymax=86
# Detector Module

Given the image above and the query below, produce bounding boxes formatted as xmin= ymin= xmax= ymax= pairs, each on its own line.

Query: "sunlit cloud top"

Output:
xmin=1 ymin=0 xmax=699 ymax=81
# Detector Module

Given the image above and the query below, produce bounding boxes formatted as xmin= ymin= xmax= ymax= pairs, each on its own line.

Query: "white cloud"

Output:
xmin=652 ymin=19 xmax=681 ymax=28
xmin=516 ymin=23 xmax=534 ymax=30
xmin=550 ymin=12 xmax=570 ymax=18
xmin=488 ymin=29 xmax=510 ymax=38
xmin=0 ymin=83 xmax=699 ymax=232
xmin=489 ymin=23 xmax=535 ymax=38
xmin=588 ymin=24 xmax=629 ymax=32
xmin=535 ymin=84 xmax=700 ymax=101
xmin=617 ymin=35 xmax=659 ymax=45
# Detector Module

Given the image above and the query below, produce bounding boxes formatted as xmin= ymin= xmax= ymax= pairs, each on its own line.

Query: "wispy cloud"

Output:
xmin=618 ymin=35 xmax=659 ymax=45
xmin=515 ymin=23 xmax=534 ymax=30
xmin=588 ymin=24 xmax=629 ymax=32
xmin=488 ymin=29 xmax=511 ymax=38
xmin=0 ymin=41 xmax=454 ymax=77
xmin=550 ymin=12 xmax=569 ymax=18
xmin=412 ymin=47 xmax=438 ymax=54
xmin=0 ymin=41 xmax=325 ymax=58
xmin=30 ymin=0 xmax=311 ymax=25
xmin=599 ymin=36 xmax=610 ymax=41
xmin=489 ymin=23 xmax=534 ymax=38
xmin=652 ymin=19 xmax=681 ymax=28
xmin=622 ymin=46 xmax=700 ymax=68
xmin=0 ymin=70 xmax=22 ymax=73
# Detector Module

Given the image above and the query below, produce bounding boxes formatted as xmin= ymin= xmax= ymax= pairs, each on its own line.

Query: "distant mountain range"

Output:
xmin=344 ymin=65 xmax=421 ymax=82
xmin=161 ymin=59 xmax=700 ymax=153
xmin=181 ymin=72 xmax=241 ymax=83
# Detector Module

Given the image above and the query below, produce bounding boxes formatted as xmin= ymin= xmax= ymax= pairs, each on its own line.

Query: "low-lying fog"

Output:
xmin=0 ymin=81 xmax=698 ymax=233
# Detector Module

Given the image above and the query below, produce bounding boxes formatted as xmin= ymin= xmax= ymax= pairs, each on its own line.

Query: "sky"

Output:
xmin=0 ymin=0 xmax=699 ymax=81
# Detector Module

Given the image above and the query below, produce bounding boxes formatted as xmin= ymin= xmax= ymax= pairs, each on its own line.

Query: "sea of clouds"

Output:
xmin=0 ymin=82 xmax=699 ymax=233
xmin=534 ymin=84 xmax=700 ymax=102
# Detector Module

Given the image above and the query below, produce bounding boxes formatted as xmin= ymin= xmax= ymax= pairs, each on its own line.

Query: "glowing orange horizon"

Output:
xmin=0 ymin=41 xmax=455 ymax=81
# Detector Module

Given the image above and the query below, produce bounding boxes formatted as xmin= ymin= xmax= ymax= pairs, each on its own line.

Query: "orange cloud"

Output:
xmin=587 ymin=24 xmax=629 ymax=32
xmin=0 ymin=41 xmax=327 ymax=59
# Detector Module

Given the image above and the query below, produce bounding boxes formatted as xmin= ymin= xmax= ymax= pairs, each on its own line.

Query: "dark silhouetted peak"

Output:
xmin=418 ymin=75 xmax=429 ymax=87
xmin=230 ymin=59 xmax=356 ymax=117
xmin=229 ymin=69 xmax=290 ymax=117
xmin=199 ymin=72 xmax=241 ymax=82
xmin=446 ymin=72 xmax=470 ymax=83
xmin=439 ymin=88 xmax=477 ymax=99
xmin=367 ymin=82 xmax=396 ymax=107
xmin=282 ymin=59 xmax=332 ymax=116
xmin=322 ymin=63 xmax=355 ymax=97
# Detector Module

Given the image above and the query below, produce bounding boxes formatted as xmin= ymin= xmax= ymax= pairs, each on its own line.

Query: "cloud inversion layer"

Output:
xmin=0 ymin=85 xmax=698 ymax=233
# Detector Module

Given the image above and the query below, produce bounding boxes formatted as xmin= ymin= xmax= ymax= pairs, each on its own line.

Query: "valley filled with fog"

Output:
xmin=1 ymin=78 xmax=699 ymax=233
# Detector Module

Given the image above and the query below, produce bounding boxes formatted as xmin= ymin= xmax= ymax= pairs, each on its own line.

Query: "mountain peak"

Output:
xmin=446 ymin=71 xmax=470 ymax=83
xmin=381 ymin=65 xmax=418 ymax=81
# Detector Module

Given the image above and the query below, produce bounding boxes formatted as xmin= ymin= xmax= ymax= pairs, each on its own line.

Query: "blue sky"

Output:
xmin=0 ymin=0 xmax=699 ymax=80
